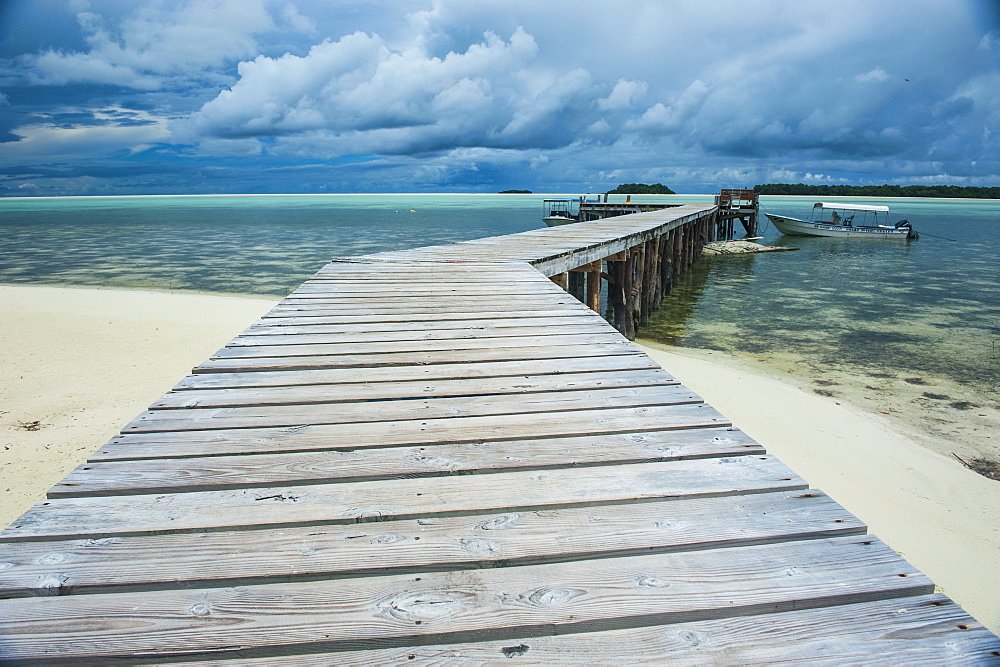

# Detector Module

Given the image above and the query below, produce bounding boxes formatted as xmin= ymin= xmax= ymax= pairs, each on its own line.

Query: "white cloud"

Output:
xmin=855 ymin=67 xmax=890 ymax=84
xmin=281 ymin=3 xmax=317 ymax=34
xmin=25 ymin=0 xmax=275 ymax=90
xmin=184 ymin=26 xmax=605 ymax=155
xmin=3 ymin=0 xmax=998 ymax=193
xmin=628 ymin=80 xmax=710 ymax=134
xmin=2 ymin=115 xmax=170 ymax=163
xmin=597 ymin=79 xmax=647 ymax=110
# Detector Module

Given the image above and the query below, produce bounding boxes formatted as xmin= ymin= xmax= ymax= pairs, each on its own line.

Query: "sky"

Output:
xmin=1 ymin=0 xmax=999 ymax=195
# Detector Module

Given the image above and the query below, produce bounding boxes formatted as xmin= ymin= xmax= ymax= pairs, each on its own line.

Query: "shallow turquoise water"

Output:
xmin=644 ymin=196 xmax=1000 ymax=414
xmin=2 ymin=193 xmax=997 ymax=413
xmin=0 ymin=194 xmax=545 ymax=295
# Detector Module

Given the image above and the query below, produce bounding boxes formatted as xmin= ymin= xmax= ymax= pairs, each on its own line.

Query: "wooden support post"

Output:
xmin=551 ymin=272 xmax=569 ymax=290
xmin=607 ymin=254 xmax=635 ymax=340
xmin=648 ymin=237 xmax=663 ymax=313
xmin=632 ymin=243 xmax=645 ymax=328
xmin=638 ymin=239 xmax=657 ymax=325
xmin=624 ymin=251 xmax=636 ymax=339
xmin=660 ymin=231 xmax=673 ymax=296
xmin=586 ymin=261 xmax=601 ymax=312
xmin=567 ymin=270 xmax=585 ymax=302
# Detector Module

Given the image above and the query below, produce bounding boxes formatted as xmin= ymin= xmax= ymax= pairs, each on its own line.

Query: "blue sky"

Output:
xmin=1 ymin=0 xmax=999 ymax=195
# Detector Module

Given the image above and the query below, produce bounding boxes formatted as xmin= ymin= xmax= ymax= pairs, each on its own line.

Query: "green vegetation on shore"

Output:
xmin=606 ymin=183 xmax=676 ymax=195
xmin=498 ymin=189 xmax=532 ymax=194
xmin=754 ymin=183 xmax=1000 ymax=199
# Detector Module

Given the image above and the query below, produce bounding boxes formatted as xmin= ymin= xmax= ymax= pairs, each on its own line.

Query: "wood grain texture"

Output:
xmin=0 ymin=536 xmax=932 ymax=660
xmin=124 ymin=384 xmax=706 ymax=433
xmin=210 ymin=332 xmax=631 ymax=358
xmin=192 ymin=341 xmax=644 ymax=373
xmin=173 ymin=354 xmax=665 ymax=390
xmin=270 ymin=595 xmax=1000 ymax=665
xmin=0 ymin=491 xmax=860 ymax=598
xmin=4 ymin=457 xmax=804 ymax=540
xmin=153 ymin=369 xmax=678 ymax=409
xmin=52 ymin=427 xmax=760 ymax=496
xmin=237 ymin=314 xmax=605 ymax=336
xmin=227 ymin=323 xmax=618 ymax=346
xmin=93 ymin=404 xmax=734 ymax=460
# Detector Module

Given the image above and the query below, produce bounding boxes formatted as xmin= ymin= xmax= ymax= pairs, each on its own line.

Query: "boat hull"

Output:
xmin=766 ymin=214 xmax=911 ymax=239
xmin=543 ymin=215 xmax=578 ymax=227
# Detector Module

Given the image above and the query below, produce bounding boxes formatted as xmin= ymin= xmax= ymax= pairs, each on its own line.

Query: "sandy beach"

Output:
xmin=0 ymin=284 xmax=278 ymax=527
xmin=1 ymin=284 xmax=997 ymax=634
xmin=637 ymin=341 xmax=1000 ymax=635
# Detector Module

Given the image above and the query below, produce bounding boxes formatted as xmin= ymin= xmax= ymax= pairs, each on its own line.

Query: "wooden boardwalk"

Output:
xmin=1 ymin=205 xmax=998 ymax=662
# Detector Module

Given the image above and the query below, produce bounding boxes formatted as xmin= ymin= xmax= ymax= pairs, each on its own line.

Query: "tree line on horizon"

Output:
xmin=605 ymin=183 xmax=676 ymax=195
xmin=754 ymin=183 xmax=1000 ymax=199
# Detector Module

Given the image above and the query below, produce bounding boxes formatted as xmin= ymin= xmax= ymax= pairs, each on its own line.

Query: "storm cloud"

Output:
xmin=0 ymin=0 xmax=998 ymax=194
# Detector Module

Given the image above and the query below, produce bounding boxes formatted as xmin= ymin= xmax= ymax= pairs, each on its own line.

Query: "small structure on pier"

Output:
xmin=577 ymin=197 xmax=679 ymax=222
xmin=714 ymin=187 xmax=759 ymax=237
xmin=543 ymin=196 xmax=679 ymax=226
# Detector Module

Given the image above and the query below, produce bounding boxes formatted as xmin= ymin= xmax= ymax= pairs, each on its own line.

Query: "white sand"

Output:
xmin=0 ymin=285 xmax=278 ymax=528
xmin=637 ymin=341 xmax=1000 ymax=635
xmin=0 ymin=284 xmax=995 ymax=634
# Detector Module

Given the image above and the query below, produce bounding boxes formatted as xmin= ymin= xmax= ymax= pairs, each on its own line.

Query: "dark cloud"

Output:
xmin=0 ymin=0 xmax=998 ymax=194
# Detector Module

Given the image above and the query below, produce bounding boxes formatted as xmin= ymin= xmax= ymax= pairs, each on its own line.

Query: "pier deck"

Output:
xmin=1 ymin=205 xmax=997 ymax=662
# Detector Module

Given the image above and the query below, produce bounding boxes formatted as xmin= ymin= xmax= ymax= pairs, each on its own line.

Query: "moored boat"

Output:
xmin=542 ymin=198 xmax=579 ymax=226
xmin=766 ymin=202 xmax=918 ymax=240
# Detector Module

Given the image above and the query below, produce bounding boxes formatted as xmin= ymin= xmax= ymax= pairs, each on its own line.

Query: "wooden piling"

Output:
xmin=586 ymin=261 xmax=602 ymax=312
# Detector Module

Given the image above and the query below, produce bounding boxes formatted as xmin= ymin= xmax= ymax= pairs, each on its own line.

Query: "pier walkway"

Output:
xmin=1 ymin=205 xmax=998 ymax=662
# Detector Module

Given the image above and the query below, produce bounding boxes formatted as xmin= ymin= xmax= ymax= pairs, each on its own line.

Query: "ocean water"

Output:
xmin=0 ymin=194 xmax=544 ymax=295
xmin=2 ymin=193 xmax=997 ymax=454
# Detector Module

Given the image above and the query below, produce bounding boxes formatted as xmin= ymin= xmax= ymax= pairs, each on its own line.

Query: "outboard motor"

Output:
xmin=895 ymin=220 xmax=919 ymax=240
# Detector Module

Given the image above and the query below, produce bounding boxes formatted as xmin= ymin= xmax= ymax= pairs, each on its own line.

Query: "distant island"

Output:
xmin=754 ymin=183 xmax=1000 ymax=199
xmin=606 ymin=183 xmax=676 ymax=195
xmin=499 ymin=189 xmax=532 ymax=194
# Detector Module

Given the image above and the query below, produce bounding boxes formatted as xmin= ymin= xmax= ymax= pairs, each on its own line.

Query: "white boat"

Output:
xmin=766 ymin=202 xmax=918 ymax=240
xmin=542 ymin=198 xmax=579 ymax=226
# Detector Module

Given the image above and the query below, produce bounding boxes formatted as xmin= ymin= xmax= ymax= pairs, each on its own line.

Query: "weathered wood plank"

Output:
xmin=211 ymin=332 xmax=630 ymax=358
xmin=3 ymin=457 xmax=803 ymax=540
xmin=0 ymin=536 xmax=931 ymax=660
xmin=286 ymin=284 xmax=562 ymax=297
xmin=1 ymin=491 xmax=859 ymax=597
xmin=192 ymin=342 xmax=641 ymax=373
xmin=276 ymin=294 xmax=575 ymax=307
xmin=174 ymin=354 xmax=664 ymax=390
xmin=289 ymin=595 xmax=1000 ymax=666
xmin=153 ymin=369 xmax=677 ymax=409
xmin=123 ymin=384 xmax=707 ymax=433
xmin=266 ymin=295 xmax=587 ymax=311
xmin=228 ymin=323 xmax=617 ymax=346
xmin=52 ymin=426 xmax=759 ymax=496
xmin=94 ymin=404 xmax=733 ymax=460
xmin=255 ymin=309 xmax=597 ymax=323
xmin=239 ymin=315 xmax=605 ymax=337
xmin=261 ymin=303 xmax=597 ymax=318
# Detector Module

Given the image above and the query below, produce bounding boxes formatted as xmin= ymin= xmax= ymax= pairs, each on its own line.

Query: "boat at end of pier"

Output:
xmin=766 ymin=202 xmax=918 ymax=240
xmin=542 ymin=198 xmax=579 ymax=226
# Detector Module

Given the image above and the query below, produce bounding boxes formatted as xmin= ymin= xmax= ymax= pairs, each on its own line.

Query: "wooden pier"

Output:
xmin=1 ymin=204 xmax=997 ymax=662
xmin=577 ymin=198 xmax=679 ymax=222
xmin=714 ymin=187 xmax=760 ymax=237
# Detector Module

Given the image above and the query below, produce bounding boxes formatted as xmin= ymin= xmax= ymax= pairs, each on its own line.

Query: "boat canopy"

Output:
xmin=813 ymin=202 xmax=890 ymax=213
